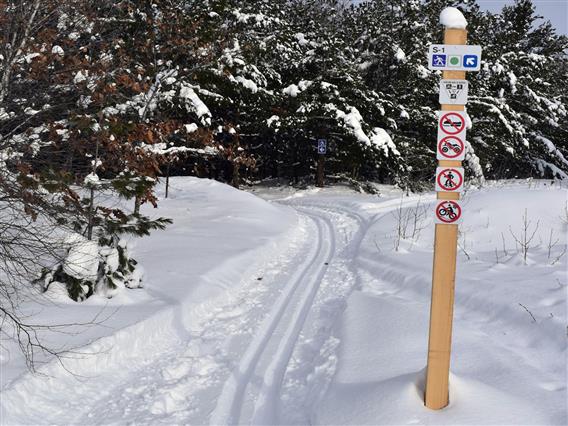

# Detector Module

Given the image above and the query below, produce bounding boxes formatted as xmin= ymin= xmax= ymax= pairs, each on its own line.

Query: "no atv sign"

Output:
xmin=437 ymin=135 xmax=465 ymax=161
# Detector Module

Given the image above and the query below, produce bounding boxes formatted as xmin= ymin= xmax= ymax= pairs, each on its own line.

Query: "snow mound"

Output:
xmin=440 ymin=7 xmax=467 ymax=29
xmin=63 ymin=234 xmax=100 ymax=281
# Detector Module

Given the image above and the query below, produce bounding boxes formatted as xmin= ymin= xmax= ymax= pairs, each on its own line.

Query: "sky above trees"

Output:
xmin=352 ymin=0 xmax=567 ymax=34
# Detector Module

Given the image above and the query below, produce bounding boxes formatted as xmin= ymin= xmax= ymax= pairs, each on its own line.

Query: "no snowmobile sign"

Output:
xmin=435 ymin=167 xmax=464 ymax=192
xmin=438 ymin=111 xmax=467 ymax=135
xmin=439 ymin=80 xmax=469 ymax=105
xmin=434 ymin=200 xmax=462 ymax=224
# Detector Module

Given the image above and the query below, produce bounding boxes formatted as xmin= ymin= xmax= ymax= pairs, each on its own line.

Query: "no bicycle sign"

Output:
xmin=434 ymin=200 xmax=462 ymax=224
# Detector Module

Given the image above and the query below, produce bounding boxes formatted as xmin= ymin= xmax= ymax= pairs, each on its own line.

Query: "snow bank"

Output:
xmin=440 ymin=7 xmax=467 ymax=29
xmin=315 ymin=182 xmax=566 ymax=425
xmin=0 ymin=178 xmax=299 ymax=424
xmin=2 ymin=181 xmax=565 ymax=425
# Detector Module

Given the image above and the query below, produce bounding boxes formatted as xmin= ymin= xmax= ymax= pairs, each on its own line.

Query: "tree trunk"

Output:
xmin=316 ymin=156 xmax=325 ymax=187
xmin=134 ymin=196 xmax=141 ymax=214
xmin=232 ymin=161 xmax=240 ymax=189
xmin=87 ymin=187 xmax=94 ymax=240
xmin=165 ymin=162 xmax=170 ymax=198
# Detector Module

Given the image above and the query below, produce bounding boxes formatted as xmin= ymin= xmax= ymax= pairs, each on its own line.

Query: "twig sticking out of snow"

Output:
xmin=518 ymin=303 xmax=537 ymax=323
xmin=440 ymin=7 xmax=467 ymax=29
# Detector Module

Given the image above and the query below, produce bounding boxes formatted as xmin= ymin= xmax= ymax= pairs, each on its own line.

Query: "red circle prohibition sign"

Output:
xmin=439 ymin=112 xmax=466 ymax=135
xmin=436 ymin=201 xmax=462 ymax=223
xmin=438 ymin=136 xmax=464 ymax=159
xmin=437 ymin=168 xmax=463 ymax=191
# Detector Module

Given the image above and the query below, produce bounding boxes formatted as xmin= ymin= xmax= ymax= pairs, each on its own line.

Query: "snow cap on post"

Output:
xmin=439 ymin=7 xmax=467 ymax=29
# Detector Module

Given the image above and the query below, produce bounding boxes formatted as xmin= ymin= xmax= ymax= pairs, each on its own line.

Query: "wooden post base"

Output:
xmin=425 ymin=223 xmax=459 ymax=409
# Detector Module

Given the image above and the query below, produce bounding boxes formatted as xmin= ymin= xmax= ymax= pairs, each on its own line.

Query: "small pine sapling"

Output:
xmin=36 ymin=174 xmax=171 ymax=301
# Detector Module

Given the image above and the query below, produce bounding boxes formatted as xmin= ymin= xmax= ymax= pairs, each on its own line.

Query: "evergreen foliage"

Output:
xmin=0 ymin=0 xmax=566 ymax=303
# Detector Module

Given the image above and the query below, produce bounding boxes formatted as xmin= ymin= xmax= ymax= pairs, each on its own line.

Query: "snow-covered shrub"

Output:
xmin=35 ymin=233 xmax=143 ymax=301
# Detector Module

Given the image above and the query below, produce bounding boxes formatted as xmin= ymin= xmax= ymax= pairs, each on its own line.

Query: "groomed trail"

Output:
xmin=0 ymin=183 xmax=402 ymax=425
xmin=67 ymin=198 xmax=403 ymax=425
xmin=1 ymin=179 xmax=565 ymax=426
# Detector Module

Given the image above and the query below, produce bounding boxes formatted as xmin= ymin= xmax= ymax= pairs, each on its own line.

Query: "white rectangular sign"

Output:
xmin=439 ymin=80 xmax=469 ymax=105
xmin=435 ymin=167 xmax=465 ymax=193
xmin=437 ymin=110 xmax=467 ymax=141
xmin=434 ymin=200 xmax=463 ymax=224
xmin=437 ymin=134 xmax=466 ymax=161
xmin=428 ymin=44 xmax=482 ymax=71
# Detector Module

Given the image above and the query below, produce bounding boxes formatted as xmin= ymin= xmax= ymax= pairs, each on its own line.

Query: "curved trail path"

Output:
xmin=73 ymin=199 xmax=372 ymax=425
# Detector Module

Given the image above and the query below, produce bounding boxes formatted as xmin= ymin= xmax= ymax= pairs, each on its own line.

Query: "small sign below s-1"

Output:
xmin=317 ymin=139 xmax=327 ymax=155
xmin=428 ymin=44 xmax=482 ymax=71
xmin=439 ymin=80 xmax=469 ymax=105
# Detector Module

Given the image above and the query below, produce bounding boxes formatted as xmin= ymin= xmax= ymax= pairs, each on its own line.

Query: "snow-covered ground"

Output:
xmin=1 ymin=177 xmax=566 ymax=425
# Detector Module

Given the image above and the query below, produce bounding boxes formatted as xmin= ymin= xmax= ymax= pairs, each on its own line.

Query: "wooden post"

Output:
xmin=316 ymin=155 xmax=325 ymax=187
xmin=424 ymin=27 xmax=467 ymax=410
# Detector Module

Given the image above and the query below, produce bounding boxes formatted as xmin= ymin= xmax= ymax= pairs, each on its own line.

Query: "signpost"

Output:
xmin=425 ymin=23 xmax=482 ymax=410
xmin=316 ymin=138 xmax=327 ymax=187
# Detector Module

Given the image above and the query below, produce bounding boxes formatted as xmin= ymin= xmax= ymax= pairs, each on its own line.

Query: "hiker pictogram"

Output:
xmin=435 ymin=200 xmax=462 ymax=224
xmin=437 ymin=136 xmax=465 ymax=160
xmin=432 ymin=54 xmax=446 ymax=67
xmin=435 ymin=167 xmax=464 ymax=192
xmin=439 ymin=112 xmax=466 ymax=135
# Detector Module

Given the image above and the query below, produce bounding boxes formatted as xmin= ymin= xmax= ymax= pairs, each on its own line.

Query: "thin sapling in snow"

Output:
xmin=509 ymin=209 xmax=540 ymax=265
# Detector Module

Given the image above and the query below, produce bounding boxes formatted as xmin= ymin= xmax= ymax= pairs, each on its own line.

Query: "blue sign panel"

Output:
xmin=317 ymin=139 xmax=327 ymax=155
xmin=463 ymin=55 xmax=478 ymax=69
xmin=432 ymin=54 xmax=447 ymax=68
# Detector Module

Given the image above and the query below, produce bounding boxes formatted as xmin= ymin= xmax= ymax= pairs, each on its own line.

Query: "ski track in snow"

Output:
xmin=76 ymin=196 xmax=426 ymax=426
xmin=6 ymin=185 xmax=561 ymax=425
xmin=211 ymin=210 xmax=335 ymax=425
xmin=62 ymin=199 xmax=376 ymax=426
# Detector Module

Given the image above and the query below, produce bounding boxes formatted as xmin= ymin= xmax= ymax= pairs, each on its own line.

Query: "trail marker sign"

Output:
xmin=439 ymin=80 xmax=469 ymax=105
xmin=428 ymin=45 xmax=482 ymax=71
xmin=437 ymin=135 xmax=465 ymax=161
xmin=317 ymin=139 xmax=327 ymax=155
xmin=434 ymin=200 xmax=462 ymax=224
xmin=435 ymin=167 xmax=464 ymax=192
